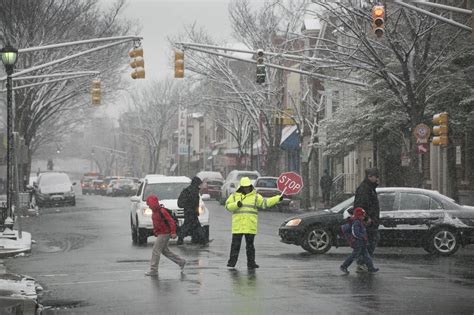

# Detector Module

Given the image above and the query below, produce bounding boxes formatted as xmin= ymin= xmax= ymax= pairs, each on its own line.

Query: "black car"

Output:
xmin=279 ymin=187 xmax=474 ymax=256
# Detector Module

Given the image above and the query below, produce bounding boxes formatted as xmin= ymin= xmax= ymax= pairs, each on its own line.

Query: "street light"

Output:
xmin=1 ymin=44 xmax=18 ymax=222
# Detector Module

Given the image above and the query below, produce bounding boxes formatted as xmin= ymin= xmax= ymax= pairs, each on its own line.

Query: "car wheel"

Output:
xmin=301 ymin=225 xmax=332 ymax=254
xmin=428 ymin=227 xmax=460 ymax=256
xmin=137 ymin=227 xmax=148 ymax=246
xmin=131 ymin=217 xmax=137 ymax=244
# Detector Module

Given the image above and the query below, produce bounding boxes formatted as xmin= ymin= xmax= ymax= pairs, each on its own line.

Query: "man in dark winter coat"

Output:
xmin=353 ymin=168 xmax=380 ymax=271
xmin=320 ymin=170 xmax=333 ymax=206
xmin=177 ymin=176 xmax=207 ymax=246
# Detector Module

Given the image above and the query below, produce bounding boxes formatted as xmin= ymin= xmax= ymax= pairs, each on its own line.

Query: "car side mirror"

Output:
xmin=130 ymin=196 xmax=140 ymax=202
xmin=201 ymin=194 xmax=211 ymax=201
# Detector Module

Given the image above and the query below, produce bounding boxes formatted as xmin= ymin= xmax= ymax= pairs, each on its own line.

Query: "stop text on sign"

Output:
xmin=277 ymin=172 xmax=304 ymax=195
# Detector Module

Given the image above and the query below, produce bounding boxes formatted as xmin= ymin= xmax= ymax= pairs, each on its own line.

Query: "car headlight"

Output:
xmin=198 ymin=206 xmax=205 ymax=215
xmin=143 ymin=207 xmax=153 ymax=216
xmin=285 ymin=218 xmax=301 ymax=227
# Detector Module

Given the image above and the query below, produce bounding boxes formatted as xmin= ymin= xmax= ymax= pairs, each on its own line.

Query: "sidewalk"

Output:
xmin=0 ymin=227 xmax=40 ymax=314
xmin=0 ymin=258 xmax=40 ymax=314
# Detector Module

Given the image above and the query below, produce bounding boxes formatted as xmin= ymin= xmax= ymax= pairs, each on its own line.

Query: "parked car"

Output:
xmin=130 ymin=176 xmax=211 ymax=245
xmin=197 ymin=171 xmax=224 ymax=200
xmin=220 ymin=170 xmax=261 ymax=205
xmin=92 ymin=179 xmax=106 ymax=195
xmin=107 ymin=178 xmax=135 ymax=196
xmin=254 ymin=177 xmax=295 ymax=211
xmin=32 ymin=172 xmax=76 ymax=207
xmin=279 ymin=187 xmax=474 ymax=256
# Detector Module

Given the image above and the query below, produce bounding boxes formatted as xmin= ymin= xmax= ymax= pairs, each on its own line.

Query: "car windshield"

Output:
xmin=236 ymin=173 xmax=259 ymax=180
xmin=255 ymin=178 xmax=277 ymax=188
xmin=39 ymin=174 xmax=70 ymax=187
xmin=143 ymin=182 xmax=189 ymax=201
xmin=328 ymin=196 xmax=355 ymax=213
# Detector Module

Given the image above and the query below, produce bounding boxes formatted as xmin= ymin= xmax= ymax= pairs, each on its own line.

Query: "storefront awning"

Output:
xmin=280 ymin=125 xmax=299 ymax=150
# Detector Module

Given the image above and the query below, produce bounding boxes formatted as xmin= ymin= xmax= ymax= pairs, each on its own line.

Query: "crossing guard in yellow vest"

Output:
xmin=225 ymin=177 xmax=282 ymax=269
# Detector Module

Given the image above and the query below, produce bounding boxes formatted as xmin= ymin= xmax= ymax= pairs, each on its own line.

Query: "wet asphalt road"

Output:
xmin=6 ymin=192 xmax=474 ymax=314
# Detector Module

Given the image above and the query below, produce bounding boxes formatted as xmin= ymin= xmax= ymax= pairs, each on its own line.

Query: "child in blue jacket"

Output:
xmin=340 ymin=207 xmax=379 ymax=274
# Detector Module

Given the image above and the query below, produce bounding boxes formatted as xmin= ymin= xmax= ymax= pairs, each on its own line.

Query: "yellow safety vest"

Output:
xmin=225 ymin=189 xmax=280 ymax=234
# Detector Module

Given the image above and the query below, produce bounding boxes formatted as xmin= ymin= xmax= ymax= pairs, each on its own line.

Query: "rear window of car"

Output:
xmin=143 ymin=182 xmax=189 ymax=201
xmin=118 ymin=179 xmax=134 ymax=185
xmin=39 ymin=174 xmax=71 ymax=187
xmin=255 ymin=178 xmax=277 ymax=188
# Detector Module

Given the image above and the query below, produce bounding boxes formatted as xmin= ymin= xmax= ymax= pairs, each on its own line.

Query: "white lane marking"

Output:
xmin=403 ymin=277 xmax=444 ymax=280
xmin=37 ymin=270 xmax=145 ymax=277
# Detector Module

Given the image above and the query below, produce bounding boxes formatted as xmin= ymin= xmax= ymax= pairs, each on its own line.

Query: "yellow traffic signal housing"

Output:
xmin=432 ymin=112 xmax=448 ymax=146
xmin=91 ymin=79 xmax=101 ymax=105
xmin=371 ymin=5 xmax=385 ymax=37
xmin=175 ymin=51 xmax=184 ymax=78
xmin=129 ymin=46 xmax=145 ymax=79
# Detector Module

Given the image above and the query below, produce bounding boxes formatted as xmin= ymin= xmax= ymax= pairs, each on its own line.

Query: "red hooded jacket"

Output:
xmin=146 ymin=195 xmax=176 ymax=236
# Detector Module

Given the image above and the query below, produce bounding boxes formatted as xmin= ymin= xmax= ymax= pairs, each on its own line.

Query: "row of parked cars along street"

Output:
xmin=81 ymin=176 xmax=138 ymax=197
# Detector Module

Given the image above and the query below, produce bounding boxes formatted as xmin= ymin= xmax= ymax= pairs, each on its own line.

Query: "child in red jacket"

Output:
xmin=340 ymin=207 xmax=379 ymax=274
xmin=145 ymin=195 xmax=186 ymax=277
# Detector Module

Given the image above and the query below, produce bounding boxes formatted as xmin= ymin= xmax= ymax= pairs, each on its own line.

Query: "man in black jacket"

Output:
xmin=353 ymin=168 xmax=380 ymax=270
xmin=177 ymin=176 xmax=207 ymax=246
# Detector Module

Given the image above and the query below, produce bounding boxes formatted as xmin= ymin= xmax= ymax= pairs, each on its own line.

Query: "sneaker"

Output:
xmin=180 ymin=261 xmax=186 ymax=271
xmin=340 ymin=266 xmax=349 ymax=274
xmin=145 ymin=271 xmax=158 ymax=277
xmin=356 ymin=264 xmax=368 ymax=273
xmin=368 ymin=268 xmax=379 ymax=274
xmin=227 ymin=262 xmax=236 ymax=268
xmin=247 ymin=264 xmax=259 ymax=269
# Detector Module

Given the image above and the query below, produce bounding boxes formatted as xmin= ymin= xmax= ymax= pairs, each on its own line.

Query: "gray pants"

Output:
xmin=150 ymin=234 xmax=185 ymax=273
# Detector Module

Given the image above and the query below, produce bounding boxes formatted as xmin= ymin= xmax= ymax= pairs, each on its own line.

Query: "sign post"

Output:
xmin=277 ymin=172 xmax=304 ymax=196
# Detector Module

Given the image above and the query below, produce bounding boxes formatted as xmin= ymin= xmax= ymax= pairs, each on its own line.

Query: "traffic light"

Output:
xmin=129 ymin=46 xmax=145 ymax=79
xmin=371 ymin=4 xmax=385 ymax=38
xmin=256 ymin=49 xmax=266 ymax=84
xmin=91 ymin=79 xmax=101 ymax=105
xmin=175 ymin=50 xmax=184 ymax=78
xmin=432 ymin=112 xmax=448 ymax=146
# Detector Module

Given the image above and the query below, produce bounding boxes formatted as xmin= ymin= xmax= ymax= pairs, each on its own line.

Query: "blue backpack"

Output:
xmin=339 ymin=220 xmax=353 ymax=244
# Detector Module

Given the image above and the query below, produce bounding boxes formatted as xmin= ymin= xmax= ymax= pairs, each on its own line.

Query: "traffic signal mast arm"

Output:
xmin=177 ymin=44 xmax=367 ymax=87
xmin=0 ymin=35 xmax=143 ymax=81
xmin=0 ymin=71 xmax=100 ymax=92
xmin=394 ymin=1 xmax=472 ymax=32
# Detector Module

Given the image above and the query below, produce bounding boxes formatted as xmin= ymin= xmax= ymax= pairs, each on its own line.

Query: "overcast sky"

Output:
xmin=119 ymin=0 xmax=265 ymax=81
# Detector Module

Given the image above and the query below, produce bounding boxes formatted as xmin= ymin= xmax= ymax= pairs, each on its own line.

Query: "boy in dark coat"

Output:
xmin=340 ymin=207 xmax=379 ymax=274
xmin=145 ymin=195 xmax=186 ymax=277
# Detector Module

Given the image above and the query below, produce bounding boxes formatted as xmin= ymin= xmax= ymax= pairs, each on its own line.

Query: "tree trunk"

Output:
xmin=300 ymin=160 xmax=311 ymax=210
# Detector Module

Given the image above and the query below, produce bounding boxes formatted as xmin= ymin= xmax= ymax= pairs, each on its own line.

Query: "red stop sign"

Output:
xmin=277 ymin=172 xmax=304 ymax=195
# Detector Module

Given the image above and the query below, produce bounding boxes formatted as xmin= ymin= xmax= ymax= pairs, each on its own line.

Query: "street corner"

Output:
xmin=0 ymin=230 xmax=32 ymax=259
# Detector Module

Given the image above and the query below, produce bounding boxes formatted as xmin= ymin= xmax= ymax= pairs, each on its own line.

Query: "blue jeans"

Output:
xmin=342 ymin=243 xmax=375 ymax=271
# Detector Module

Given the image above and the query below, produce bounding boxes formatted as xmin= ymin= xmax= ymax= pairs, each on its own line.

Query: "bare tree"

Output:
xmin=0 ymin=0 xmax=137 ymax=181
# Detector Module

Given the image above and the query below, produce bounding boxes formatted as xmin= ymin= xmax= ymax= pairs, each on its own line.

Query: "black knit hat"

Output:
xmin=365 ymin=168 xmax=379 ymax=178
xmin=191 ymin=176 xmax=203 ymax=186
